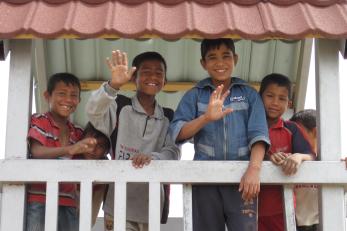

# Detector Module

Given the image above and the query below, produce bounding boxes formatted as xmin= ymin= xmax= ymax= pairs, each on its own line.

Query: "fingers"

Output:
xmin=131 ymin=154 xmax=152 ymax=168
xmin=129 ymin=67 xmax=137 ymax=78
xmin=107 ymin=50 xmax=128 ymax=68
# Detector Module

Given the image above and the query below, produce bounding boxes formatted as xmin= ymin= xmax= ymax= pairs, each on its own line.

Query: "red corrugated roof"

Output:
xmin=0 ymin=0 xmax=346 ymax=39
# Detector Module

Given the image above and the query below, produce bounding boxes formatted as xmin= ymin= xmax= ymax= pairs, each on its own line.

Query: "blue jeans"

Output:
xmin=26 ymin=202 xmax=79 ymax=231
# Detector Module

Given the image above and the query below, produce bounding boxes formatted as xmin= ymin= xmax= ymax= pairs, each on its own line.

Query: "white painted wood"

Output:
xmin=183 ymin=184 xmax=192 ymax=231
xmin=33 ymin=39 xmax=48 ymax=113
xmin=149 ymin=182 xmax=161 ymax=231
xmin=114 ymin=181 xmax=126 ymax=231
xmin=0 ymin=160 xmax=347 ymax=184
xmin=283 ymin=185 xmax=296 ymax=231
xmin=315 ymin=39 xmax=345 ymax=231
xmin=79 ymin=181 xmax=93 ymax=231
xmin=0 ymin=40 xmax=32 ymax=231
xmin=294 ymin=39 xmax=313 ymax=111
xmin=45 ymin=181 xmax=59 ymax=231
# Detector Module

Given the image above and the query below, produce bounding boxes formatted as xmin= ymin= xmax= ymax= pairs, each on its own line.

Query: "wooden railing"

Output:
xmin=0 ymin=160 xmax=347 ymax=231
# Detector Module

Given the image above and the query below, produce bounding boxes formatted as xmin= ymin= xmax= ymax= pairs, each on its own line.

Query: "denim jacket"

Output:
xmin=170 ymin=77 xmax=270 ymax=160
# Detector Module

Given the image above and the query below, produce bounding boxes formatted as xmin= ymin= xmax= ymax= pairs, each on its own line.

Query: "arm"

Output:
xmin=281 ymin=153 xmax=314 ymax=175
xmin=29 ymin=137 xmax=97 ymax=159
xmin=177 ymin=85 xmax=233 ymax=141
xmin=86 ymin=50 xmax=136 ymax=136
xmin=239 ymin=141 xmax=266 ymax=201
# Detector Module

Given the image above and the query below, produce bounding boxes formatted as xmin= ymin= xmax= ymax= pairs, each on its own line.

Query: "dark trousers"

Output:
xmin=192 ymin=185 xmax=257 ymax=231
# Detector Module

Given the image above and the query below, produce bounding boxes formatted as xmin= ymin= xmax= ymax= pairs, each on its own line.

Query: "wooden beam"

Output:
xmin=80 ymin=80 xmax=261 ymax=92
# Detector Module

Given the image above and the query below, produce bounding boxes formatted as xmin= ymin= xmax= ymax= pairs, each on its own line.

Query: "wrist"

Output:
xmin=247 ymin=164 xmax=261 ymax=172
xmin=108 ymin=81 xmax=121 ymax=90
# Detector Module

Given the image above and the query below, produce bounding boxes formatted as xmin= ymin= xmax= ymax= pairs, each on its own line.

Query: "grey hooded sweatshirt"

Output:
xmin=86 ymin=82 xmax=180 ymax=223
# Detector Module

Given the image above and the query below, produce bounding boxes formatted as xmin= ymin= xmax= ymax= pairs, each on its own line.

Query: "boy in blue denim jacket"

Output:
xmin=170 ymin=38 xmax=270 ymax=231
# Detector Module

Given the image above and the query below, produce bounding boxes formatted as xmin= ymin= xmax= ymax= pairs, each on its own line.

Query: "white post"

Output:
xmin=283 ymin=185 xmax=296 ymax=231
xmin=45 ymin=181 xmax=59 ymax=231
xmin=315 ymin=39 xmax=345 ymax=231
xmin=114 ymin=181 xmax=126 ymax=231
xmin=0 ymin=39 xmax=32 ymax=231
xmin=183 ymin=184 xmax=193 ymax=231
xmin=79 ymin=181 xmax=93 ymax=231
xmin=149 ymin=182 xmax=161 ymax=231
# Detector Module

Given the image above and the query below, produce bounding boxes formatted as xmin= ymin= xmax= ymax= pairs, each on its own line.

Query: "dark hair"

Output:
xmin=83 ymin=122 xmax=110 ymax=151
xmin=290 ymin=109 xmax=316 ymax=131
xmin=47 ymin=72 xmax=81 ymax=95
xmin=259 ymin=73 xmax=292 ymax=99
xmin=201 ymin=38 xmax=236 ymax=60
xmin=132 ymin=51 xmax=167 ymax=79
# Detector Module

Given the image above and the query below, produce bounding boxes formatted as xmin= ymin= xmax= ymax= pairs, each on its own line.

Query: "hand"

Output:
xmin=270 ymin=152 xmax=288 ymax=166
xmin=281 ymin=153 xmax=303 ymax=175
xmin=204 ymin=85 xmax=233 ymax=122
xmin=239 ymin=166 xmax=260 ymax=202
xmin=68 ymin=137 xmax=97 ymax=157
xmin=106 ymin=50 xmax=136 ymax=89
xmin=131 ymin=154 xmax=152 ymax=168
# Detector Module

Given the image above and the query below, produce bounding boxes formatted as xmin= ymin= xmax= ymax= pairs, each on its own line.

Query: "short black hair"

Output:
xmin=83 ymin=122 xmax=110 ymax=151
xmin=259 ymin=73 xmax=292 ymax=99
xmin=47 ymin=72 xmax=81 ymax=95
xmin=201 ymin=38 xmax=236 ymax=60
xmin=132 ymin=51 xmax=167 ymax=78
xmin=290 ymin=109 xmax=316 ymax=131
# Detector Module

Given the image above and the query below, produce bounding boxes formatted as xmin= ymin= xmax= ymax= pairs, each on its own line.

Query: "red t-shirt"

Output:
xmin=258 ymin=118 xmax=314 ymax=216
xmin=27 ymin=112 xmax=83 ymax=207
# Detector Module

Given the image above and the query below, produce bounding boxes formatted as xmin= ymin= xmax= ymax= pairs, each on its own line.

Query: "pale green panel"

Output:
xmin=156 ymin=91 xmax=186 ymax=110
xmin=273 ymin=40 xmax=301 ymax=83
xmin=234 ymin=40 xmax=252 ymax=81
xmin=162 ymin=40 xmax=187 ymax=82
xmin=249 ymin=40 xmax=277 ymax=82
xmin=72 ymin=90 xmax=91 ymax=127
xmin=45 ymin=39 xmax=67 ymax=77
xmin=69 ymin=40 xmax=97 ymax=80
xmin=183 ymin=39 xmax=206 ymax=82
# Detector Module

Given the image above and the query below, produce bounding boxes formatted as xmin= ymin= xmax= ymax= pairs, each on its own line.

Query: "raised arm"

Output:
xmin=176 ymin=84 xmax=233 ymax=141
xmin=86 ymin=50 xmax=136 ymax=136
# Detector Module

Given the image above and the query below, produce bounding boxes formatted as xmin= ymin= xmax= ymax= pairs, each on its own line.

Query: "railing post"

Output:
xmin=183 ymin=184 xmax=193 ymax=231
xmin=283 ymin=185 xmax=296 ymax=231
xmin=114 ymin=181 xmax=126 ymax=231
xmin=0 ymin=39 xmax=32 ymax=231
xmin=149 ymin=182 xmax=161 ymax=231
xmin=79 ymin=181 xmax=93 ymax=231
xmin=45 ymin=181 xmax=59 ymax=231
xmin=315 ymin=38 xmax=345 ymax=231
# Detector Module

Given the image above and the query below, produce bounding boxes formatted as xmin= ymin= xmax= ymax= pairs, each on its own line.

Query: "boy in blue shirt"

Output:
xmin=170 ymin=38 xmax=270 ymax=231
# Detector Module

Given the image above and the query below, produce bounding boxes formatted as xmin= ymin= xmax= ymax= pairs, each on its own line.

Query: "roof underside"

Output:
xmin=1 ymin=0 xmax=347 ymax=39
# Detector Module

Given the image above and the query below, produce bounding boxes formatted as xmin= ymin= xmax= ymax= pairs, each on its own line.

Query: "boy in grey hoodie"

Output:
xmin=86 ymin=50 xmax=180 ymax=231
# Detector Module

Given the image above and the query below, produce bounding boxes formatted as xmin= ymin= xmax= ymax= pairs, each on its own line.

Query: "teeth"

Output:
xmin=147 ymin=83 xmax=156 ymax=86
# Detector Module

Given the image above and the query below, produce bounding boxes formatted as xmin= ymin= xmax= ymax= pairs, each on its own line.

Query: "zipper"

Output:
xmin=223 ymin=116 xmax=227 ymax=160
xmin=143 ymin=116 xmax=149 ymax=137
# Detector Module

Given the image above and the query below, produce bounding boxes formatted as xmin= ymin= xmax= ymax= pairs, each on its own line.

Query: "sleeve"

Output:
xmin=289 ymin=122 xmax=315 ymax=156
xmin=27 ymin=114 xmax=49 ymax=145
xmin=151 ymin=132 xmax=181 ymax=160
xmin=85 ymin=82 xmax=119 ymax=137
xmin=247 ymin=89 xmax=271 ymax=150
xmin=169 ymin=89 xmax=198 ymax=143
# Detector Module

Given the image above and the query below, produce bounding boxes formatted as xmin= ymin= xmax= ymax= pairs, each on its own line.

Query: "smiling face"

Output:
xmin=200 ymin=43 xmax=238 ymax=87
xmin=44 ymin=81 xmax=80 ymax=120
xmin=134 ymin=59 xmax=166 ymax=96
xmin=261 ymin=83 xmax=290 ymax=125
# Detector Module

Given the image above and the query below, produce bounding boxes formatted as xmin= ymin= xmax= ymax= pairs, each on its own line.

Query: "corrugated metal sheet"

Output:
xmin=1 ymin=1 xmax=347 ymax=39
xmin=31 ymin=38 xmax=304 ymax=126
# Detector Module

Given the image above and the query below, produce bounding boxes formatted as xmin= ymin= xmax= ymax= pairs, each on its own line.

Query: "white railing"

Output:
xmin=0 ymin=159 xmax=346 ymax=231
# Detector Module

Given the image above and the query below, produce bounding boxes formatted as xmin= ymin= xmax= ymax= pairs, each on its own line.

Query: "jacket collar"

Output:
xmin=131 ymin=95 xmax=164 ymax=119
xmin=195 ymin=77 xmax=249 ymax=90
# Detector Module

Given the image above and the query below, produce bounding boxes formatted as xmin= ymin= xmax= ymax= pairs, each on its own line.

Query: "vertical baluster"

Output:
xmin=183 ymin=184 xmax=193 ymax=231
xmin=45 ymin=181 xmax=59 ymax=231
xmin=79 ymin=181 xmax=93 ymax=231
xmin=149 ymin=182 xmax=161 ymax=231
xmin=283 ymin=185 xmax=296 ymax=231
xmin=114 ymin=181 xmax=126 ymax=231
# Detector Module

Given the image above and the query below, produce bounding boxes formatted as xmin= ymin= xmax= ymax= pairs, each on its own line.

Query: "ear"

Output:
xmin=288 ymin=100 xmax=293 ymax=108
xmin=233 ymin=54 xmax=239 ymax=66
xmin=43 ymin=91 xmax=50 ymax=101
xmin=200 ymin=58 xmax=207 ymax=70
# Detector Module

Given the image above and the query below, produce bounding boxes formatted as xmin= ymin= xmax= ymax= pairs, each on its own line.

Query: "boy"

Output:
xmin=170 ymin=38 xmax=270 ymax=231
xmin=290 ymin=109 xmax=318 ymax=231
xmin=86 ymin=51 xmax=180 ymax=231
xmin=26 ymin=73 xmax=97 ymax=231
xmin=258 ymin=73 xmax=315 ymax=231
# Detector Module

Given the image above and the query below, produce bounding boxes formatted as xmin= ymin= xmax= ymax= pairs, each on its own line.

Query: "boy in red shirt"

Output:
xmin=258 ymin=73 xmax=315 ymax=231
xmin=26 ymin=73 xmax=97 ymax=231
